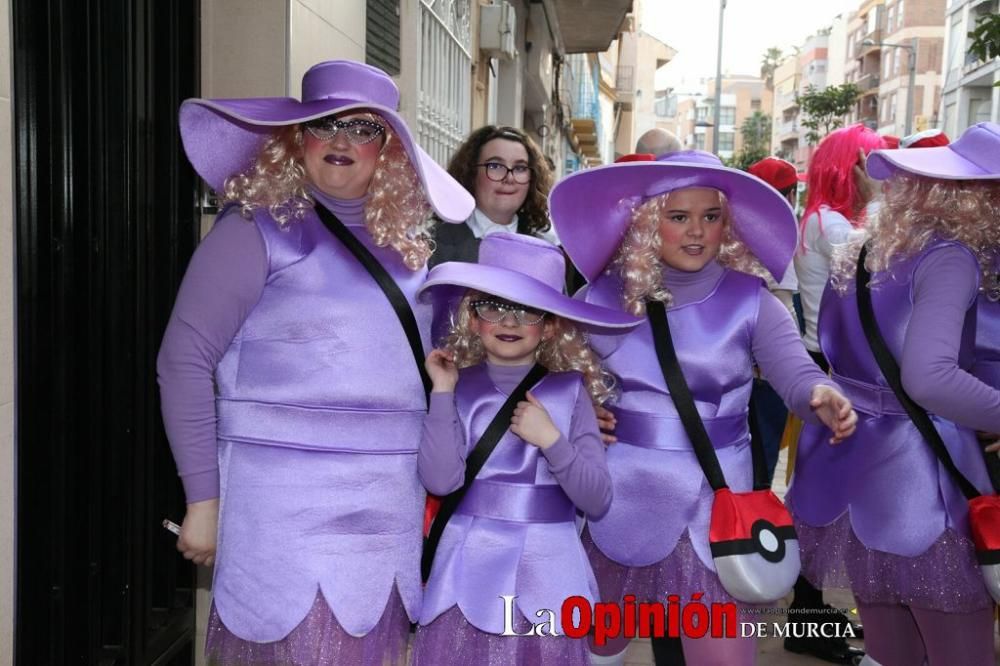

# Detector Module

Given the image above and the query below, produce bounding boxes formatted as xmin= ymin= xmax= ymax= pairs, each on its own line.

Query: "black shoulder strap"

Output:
xmin=315 ymin=204 xmax=432 ymax=403
xmin=421 ymin=363 xmax=549 ymax=581
xmin=855 ymin=243 xmax=993 ymax=498
xmin=646 ymin=300 xmax=731 ymax=491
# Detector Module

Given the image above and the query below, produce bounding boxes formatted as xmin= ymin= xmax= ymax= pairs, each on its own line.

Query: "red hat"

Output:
xmin=747 ymin=157 xmax=798 ymax=191
xmin=901 ymin=129 xmax=950 ymax=149
xmin=615 ymin=153 xmax=655 ymax=163
xmin=882 ymin=135 xmax=901 ymax=149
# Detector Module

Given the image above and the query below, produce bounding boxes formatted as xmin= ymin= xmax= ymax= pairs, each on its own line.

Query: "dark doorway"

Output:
xmin=13 ymin=0 xmax=201 ymax=663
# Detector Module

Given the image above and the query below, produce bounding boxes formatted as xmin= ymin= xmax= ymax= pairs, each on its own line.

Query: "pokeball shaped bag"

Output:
xmin=856 ymin=245 xmax=1000 ymax=603
xmin=647 ymin=301 xmax=800 ymax=604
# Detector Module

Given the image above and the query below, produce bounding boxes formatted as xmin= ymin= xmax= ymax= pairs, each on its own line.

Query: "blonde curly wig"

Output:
xmin=612 ymin=190 xmax=768 ymax=316
xmin=830 ymin=174 xmax=1000 ymax=293
xmin=220 ymin=114 xmax=434 ymax=270
xmin=442 ymin=291 xmax=616 ymax=406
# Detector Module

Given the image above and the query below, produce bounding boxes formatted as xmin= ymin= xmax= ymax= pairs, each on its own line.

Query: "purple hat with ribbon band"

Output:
xmin=867 ymin=121 xmax=1000 ymax=181
xmin=548 ymin=150 xmax=798 ymax=283
xmin=418 ymin=233 xmax=642 ymax=331
xmin=178 ymin=60 xmax=474 ymax=223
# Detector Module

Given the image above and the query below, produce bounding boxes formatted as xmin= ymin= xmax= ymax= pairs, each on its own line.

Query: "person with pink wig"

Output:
xmin=795 ymin=125 xmax=886 ymax=370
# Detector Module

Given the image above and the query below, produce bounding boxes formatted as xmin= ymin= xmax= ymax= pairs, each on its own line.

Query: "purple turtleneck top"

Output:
xmin=157 ymin=191 xmax=369 ymax=502
xmin=603 ymin=261 xmax=834 ymax=421
xmin=419 ymin=362 xmax=612 ymax=517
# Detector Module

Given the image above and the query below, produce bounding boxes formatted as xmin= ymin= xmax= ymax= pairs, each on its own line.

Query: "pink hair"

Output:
xmin=800 ymin=124 xmax=885 ymax=251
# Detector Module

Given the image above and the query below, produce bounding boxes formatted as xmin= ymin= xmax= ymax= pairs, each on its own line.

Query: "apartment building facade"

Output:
xmin=771 ymin=33 xmax=831 ymax=170
xmin=940 ymin=0 xmax=1000 ymax=135
xmin=843 ymin=0 xmax=946 ymax=135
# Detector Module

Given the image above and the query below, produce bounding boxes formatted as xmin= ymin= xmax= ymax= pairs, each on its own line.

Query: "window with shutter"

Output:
xmin=366 ymin=0 xmax=401 ymax=75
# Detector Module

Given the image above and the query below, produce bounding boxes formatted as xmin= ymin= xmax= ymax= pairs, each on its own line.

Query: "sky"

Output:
xmin=643 ymin=0 xmax=861 ymax=92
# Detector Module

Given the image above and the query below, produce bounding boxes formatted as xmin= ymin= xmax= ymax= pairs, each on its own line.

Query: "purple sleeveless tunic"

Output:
xmin=788 ymin=240 xmax=995 ymax=611
xmin=583 ymin=269 xmax=759 ymax=576
xmin=211 ymin=208 xmax=429 ymax=642
xmin=419 ymin=364 xmax=600 ymax=634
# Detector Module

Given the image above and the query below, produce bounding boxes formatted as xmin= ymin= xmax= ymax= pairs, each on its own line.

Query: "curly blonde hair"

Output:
xmin=611 ymin=190 xmax=768 ymax=316
xmin=830 ymin=174 xmax=1000 ymax=293
xmin=442 ymin=292 xmax=616 ymax=406
xmin=221 ymin=114 xmax=434 ymax=270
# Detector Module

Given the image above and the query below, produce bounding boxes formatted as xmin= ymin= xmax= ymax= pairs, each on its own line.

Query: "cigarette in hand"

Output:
xmin=162 ymin=519 xmax=181 ymax=536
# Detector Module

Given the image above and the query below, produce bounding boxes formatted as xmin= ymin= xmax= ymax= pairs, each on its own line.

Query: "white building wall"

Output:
xmin=289 ymin=0 xmax=367 ymax=94
xmin=827 ymin=13 xmax=849 ymax=86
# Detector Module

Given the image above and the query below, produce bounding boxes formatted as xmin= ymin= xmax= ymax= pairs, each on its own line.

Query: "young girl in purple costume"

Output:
xmin=788 ymin=122 xmax=1000 ymax=666
xmin=158 ymin=61 xmax=473 ymax=665
xmin=549 ymin=151 xmax=858 ymax=666
xmin=412 ymin=232 xmax=640 ymax=665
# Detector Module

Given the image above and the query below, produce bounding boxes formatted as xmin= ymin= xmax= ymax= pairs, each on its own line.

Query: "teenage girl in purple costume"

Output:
xmin=787 ymin=122 xmax=1000 ymax=665
xmin=549 ymin=151 xmax=858 ymax=665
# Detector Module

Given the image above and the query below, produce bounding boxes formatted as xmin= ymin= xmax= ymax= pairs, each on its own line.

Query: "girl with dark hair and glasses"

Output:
xmin=430 ymin=125 xmax=557 ymax=268
xmin=413 ymin=232 xmax=640 ymax=664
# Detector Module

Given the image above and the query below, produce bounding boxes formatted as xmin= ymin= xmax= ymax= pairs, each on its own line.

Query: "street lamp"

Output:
xmin=712 ymin=0 xmax=727 ymax=154
xmin=862 ymin=38 xmax=917 ymax=136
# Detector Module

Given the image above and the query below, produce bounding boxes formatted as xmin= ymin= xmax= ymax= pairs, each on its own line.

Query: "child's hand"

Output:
xmin=594 ymin=405 xmax=617 ymax=445
xmin=810 ymin=385 xmax=858 ymax=444
xmin=511 ymin=391 xmax=561 ymax=449
xmin=425 ymin=349 xmax=459 ymax=393
xmin=178 ymin=498 xmax=219 ymax=566
xmin=983 ymin=436 xmax=1000 ymax=459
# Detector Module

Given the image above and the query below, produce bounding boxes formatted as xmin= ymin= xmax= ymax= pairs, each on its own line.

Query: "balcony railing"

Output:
xmin=856 ymin=72 xmax=880 ymax=93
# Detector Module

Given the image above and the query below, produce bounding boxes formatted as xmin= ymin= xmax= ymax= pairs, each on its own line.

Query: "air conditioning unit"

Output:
xmin=480 ymin=1 xmax=517 ymax=60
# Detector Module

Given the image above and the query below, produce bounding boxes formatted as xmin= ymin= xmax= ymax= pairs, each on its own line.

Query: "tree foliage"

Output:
xmin=760 ymin=47 xmax=784 ymax=90
xmin=968 ymin=14 xmax=1000 ymax=86
xmin=797 ymin=83 xmax=861 ymax=145
xmin=728 ymin=111 xmax=772 ymax=171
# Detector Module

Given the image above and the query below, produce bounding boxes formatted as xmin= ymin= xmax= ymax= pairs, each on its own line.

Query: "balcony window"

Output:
xmin=695 ymin=134 xmax=706 ymax=150
xmin=720 ymin=107 xmax=736 ymax=125
xmin=896 ymin=0 xmax=904 ymax=29
xmin=719 ymin=133 xmax=735 ymax=152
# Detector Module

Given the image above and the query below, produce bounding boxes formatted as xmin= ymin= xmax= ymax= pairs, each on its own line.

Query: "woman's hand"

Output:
xmin=594 ymin=405 xmax=617 ymax=445
xmin=178 ymin=498 xmax=219 ymax=567
xmin=511 ymin=391 xmax=561 ymax=449
xmin=810 ymin=384 xmax=858 ymax=444
xmin=853 ymin=147 xmax=879 ymax=207
xmin=425 ymin=349 xmax=459 ymax=393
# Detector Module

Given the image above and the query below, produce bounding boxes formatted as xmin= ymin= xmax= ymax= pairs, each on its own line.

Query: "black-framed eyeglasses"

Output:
xmin=477 ymin=162 xmax=533 ymax=184
xmin=304 ymin=117 xmax=386 ymax=145
xmin=470 ymin=299 xmax=546 ymax=326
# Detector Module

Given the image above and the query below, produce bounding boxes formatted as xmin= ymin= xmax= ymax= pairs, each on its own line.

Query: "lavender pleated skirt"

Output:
xmin=583 ymin=528 xmax=741 ymax=606
xmin=795 ymin=511 xmax=993 ymax=613
xmin=410 ymin=606 xmax=590 ymax=666
xmin=205 ymin=587 xmax=410 ymax=666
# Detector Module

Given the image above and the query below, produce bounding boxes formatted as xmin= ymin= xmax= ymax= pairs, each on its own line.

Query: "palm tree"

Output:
xmin=760 ymin=47 xmax=783 ymax=90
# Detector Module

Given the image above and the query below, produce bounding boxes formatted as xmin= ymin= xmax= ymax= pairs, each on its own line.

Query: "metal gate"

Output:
xmin=418 ymin=0 xmax=472 ymax=165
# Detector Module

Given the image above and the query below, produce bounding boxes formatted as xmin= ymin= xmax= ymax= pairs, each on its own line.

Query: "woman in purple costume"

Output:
xmin=411 ymin=232 xmax=640 ymax=665
xmin=787 ymin=121 xmax=1000 ymax=665
xmin=157 ymin=60 xmax=473 ymax=665
xmin=549 ymin=152 xmax=858 ymax=666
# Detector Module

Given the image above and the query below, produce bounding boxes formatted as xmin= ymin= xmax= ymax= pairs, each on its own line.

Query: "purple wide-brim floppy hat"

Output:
xmin=548 ymin=150 xmax=798 ymax=283
xmin=418 ymin=233 xmax=641 ymax=331
xmin=866 ymin=121 xmax=1000 ymax=181
xmin=178 ymin=60 xmax=474 ymax=223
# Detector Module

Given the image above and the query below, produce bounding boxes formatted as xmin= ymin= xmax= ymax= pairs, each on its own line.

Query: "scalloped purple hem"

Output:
xmin=205 ymin=587 xmax=410 ymax=666
xmin=794 ymin=511 xmax=993 ymax=613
